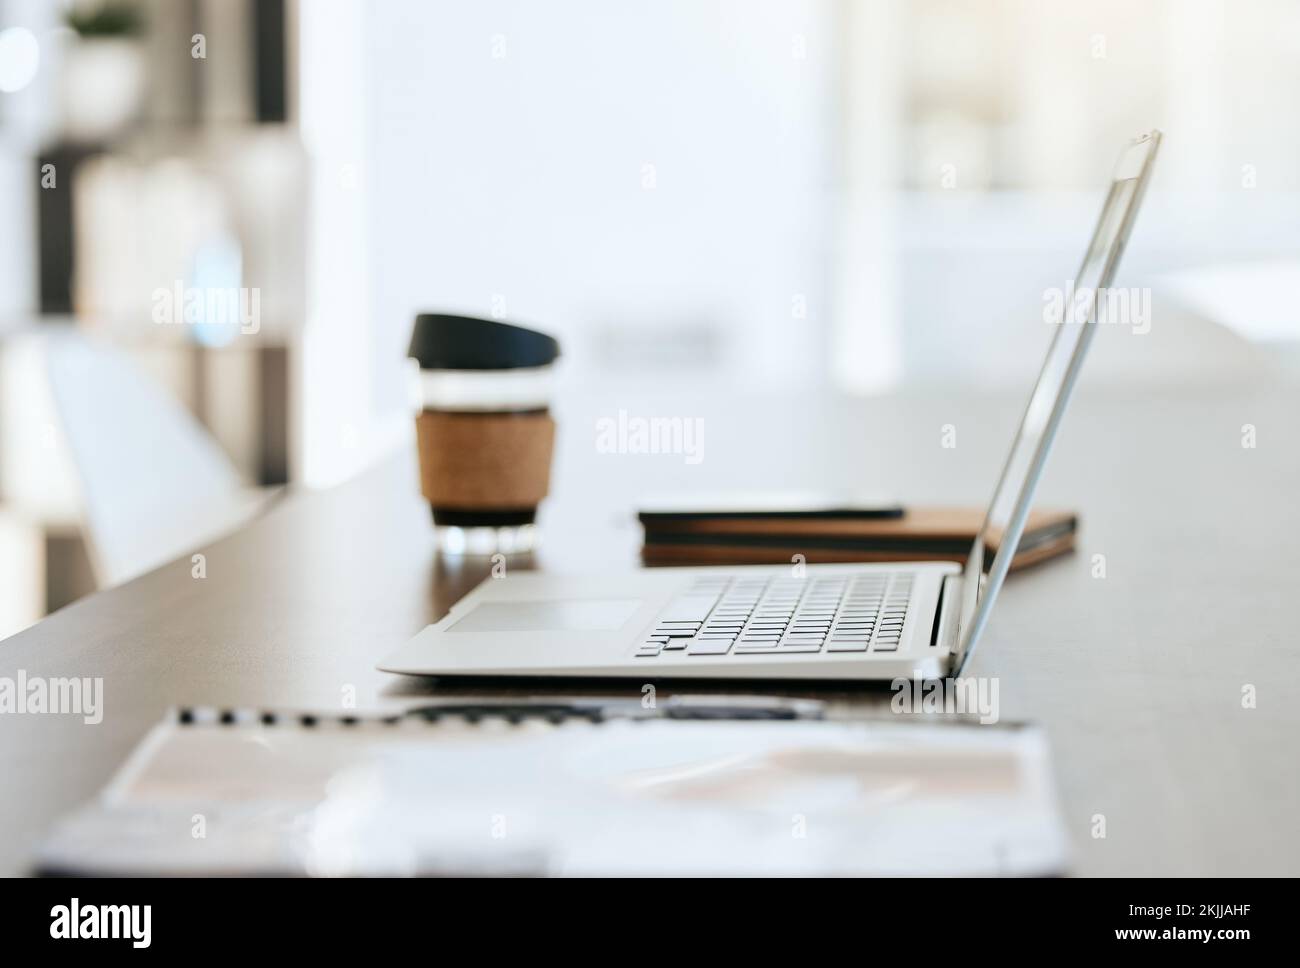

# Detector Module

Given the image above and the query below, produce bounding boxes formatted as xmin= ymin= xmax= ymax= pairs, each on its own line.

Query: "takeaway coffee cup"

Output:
xmin=408 ymin=313 xmax=560 ymax=553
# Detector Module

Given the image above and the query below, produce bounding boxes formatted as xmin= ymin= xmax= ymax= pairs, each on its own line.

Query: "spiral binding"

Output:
xmin=171 ymin=696 xmax=824 ymax=728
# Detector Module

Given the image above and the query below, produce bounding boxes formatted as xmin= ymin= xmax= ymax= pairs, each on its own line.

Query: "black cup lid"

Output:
xmin=408 ymin=313 xmax=560 ymax=370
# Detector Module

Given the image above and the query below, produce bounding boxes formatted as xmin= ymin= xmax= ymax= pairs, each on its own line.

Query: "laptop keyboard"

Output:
xmin=635 ymin=572 xmax=914 ymax=658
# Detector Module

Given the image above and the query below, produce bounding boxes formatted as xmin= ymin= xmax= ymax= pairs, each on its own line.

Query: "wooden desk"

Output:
xmin=2 ymin=384 xmax=1297 ymax=875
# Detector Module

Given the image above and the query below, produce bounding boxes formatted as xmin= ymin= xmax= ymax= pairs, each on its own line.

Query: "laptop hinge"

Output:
xmin=930 ymin=574 xmax=963 ymax=655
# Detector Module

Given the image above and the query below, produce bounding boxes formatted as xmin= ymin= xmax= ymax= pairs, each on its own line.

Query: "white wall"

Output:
xmin=361 ymin=0 xmax=837 ymax=401
xmin=297 ymin=0 xmax=839 ymax=486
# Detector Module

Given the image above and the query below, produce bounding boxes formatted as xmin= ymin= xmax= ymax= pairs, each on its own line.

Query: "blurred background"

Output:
xmin=2 ymin=0 xmax=1298 ymax=637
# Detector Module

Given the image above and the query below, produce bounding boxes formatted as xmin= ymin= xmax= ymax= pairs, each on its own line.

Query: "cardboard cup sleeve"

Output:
xmin=415 ymin=410 xmax=555 ymax=511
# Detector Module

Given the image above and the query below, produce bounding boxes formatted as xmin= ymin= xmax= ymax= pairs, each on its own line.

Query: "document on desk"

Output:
xmin=38 ymin=708 xmax=1069 ymax=877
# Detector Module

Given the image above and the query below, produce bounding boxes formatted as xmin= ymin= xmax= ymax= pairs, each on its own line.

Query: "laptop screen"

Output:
xmin=951 ymin=132 xmax=1161 ymax=676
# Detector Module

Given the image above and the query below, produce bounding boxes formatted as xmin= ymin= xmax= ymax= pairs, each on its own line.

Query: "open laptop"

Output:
xmin=381 ymin=131 xmax=1161 ymax=682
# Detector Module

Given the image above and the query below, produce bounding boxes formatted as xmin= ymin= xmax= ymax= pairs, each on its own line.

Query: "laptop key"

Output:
xmin=688 ymin=640 xmax=733 ymax=655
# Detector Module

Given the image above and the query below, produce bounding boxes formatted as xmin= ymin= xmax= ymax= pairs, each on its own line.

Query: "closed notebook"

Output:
xmin=640 ymin=506 xmax=1077 ymax=571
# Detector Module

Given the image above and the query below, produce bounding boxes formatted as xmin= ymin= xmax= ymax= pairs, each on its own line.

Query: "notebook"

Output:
xmin=38 ymin=700 xmax=1070 ymax=877
xmin=640 ymin=506 xmax=1077 ymax=571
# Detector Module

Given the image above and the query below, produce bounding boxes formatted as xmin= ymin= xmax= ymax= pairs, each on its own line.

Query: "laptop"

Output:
xmin=381 ymin=131 xmax=1161 ymax=682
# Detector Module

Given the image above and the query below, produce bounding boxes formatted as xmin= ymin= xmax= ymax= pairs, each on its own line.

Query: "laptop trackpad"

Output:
xmin=447 ymin=600 xmax=642 ymax=633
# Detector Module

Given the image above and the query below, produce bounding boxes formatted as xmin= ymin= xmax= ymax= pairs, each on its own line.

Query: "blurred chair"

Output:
xmin=38 ymin=327 xmax=274 ymax=587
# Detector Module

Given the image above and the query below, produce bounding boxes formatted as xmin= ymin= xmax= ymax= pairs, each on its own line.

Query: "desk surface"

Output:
xmin=3 ymin=383 xmax=1298 ymax=876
